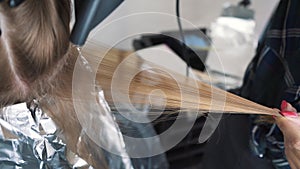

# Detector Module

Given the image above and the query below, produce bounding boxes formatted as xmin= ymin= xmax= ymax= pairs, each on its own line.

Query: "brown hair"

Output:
xmin=0 ymin=0 xmax=71 ymax=106
xmin=0 ymin=1 xmax=108 ymax=168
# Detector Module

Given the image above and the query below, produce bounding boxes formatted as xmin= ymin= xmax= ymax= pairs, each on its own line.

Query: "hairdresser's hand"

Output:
xmin=274 ymin=100 xmax=300 ymax=169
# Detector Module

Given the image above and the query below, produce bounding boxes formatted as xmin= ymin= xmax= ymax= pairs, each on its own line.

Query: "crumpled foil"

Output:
xmin=0 ymin=101 xmax=92 ymax=169
xmin=0 ymin=95 xmax=167 ymax=169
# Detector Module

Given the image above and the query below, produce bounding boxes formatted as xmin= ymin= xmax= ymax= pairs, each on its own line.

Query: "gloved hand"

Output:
xmin=274 ymin=100 xmax=300 ymax=169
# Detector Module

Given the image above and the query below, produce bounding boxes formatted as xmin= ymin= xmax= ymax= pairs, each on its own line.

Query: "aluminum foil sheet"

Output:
xmin=0 ymin=101 xmax=92 ymax=169
xmin=0 ymin=99 xmax=168 ymax=169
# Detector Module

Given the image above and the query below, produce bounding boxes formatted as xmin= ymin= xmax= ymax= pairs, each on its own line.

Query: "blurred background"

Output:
xmin=91 ymin=0 xmax=278 ymax=50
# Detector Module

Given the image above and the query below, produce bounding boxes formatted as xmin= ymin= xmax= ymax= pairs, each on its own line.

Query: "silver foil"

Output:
xmin=0 ymin=96 xmax=165 ymax=169
xmin=0 ymin=102 xmax=92 ymax=169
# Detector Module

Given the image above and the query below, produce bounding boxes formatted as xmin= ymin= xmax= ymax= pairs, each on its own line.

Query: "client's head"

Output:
xmin=0 ymin=0 xmax=71 ymax=106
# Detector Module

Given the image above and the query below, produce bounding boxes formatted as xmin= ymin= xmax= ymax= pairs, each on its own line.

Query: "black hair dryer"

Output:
xmin=70 ymin=0 xmax=124 ymax=46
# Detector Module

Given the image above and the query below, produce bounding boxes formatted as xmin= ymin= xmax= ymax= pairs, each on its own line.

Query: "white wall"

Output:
xmin=89 ymin=0 xmax=279 ymax=50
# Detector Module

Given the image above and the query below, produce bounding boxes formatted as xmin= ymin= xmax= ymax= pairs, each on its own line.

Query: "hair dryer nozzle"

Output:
xmin=70 ymin=0 xmax=124 ymax=46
